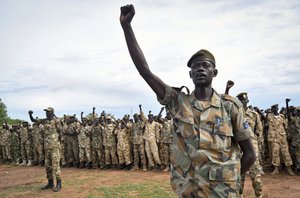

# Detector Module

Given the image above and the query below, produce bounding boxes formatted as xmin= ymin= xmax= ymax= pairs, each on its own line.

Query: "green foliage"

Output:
xmin=0 ymin=98 xmax=25 ymax=125
xmin=0 ymin=98 xmax=8 ymax=124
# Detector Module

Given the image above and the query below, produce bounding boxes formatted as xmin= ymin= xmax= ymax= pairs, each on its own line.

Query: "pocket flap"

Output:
xmin=209 ymin=166 xmax=238 ymax=181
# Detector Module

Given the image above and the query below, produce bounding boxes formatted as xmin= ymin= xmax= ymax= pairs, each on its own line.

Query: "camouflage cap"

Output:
xmin=44 ymin=107 xmax=54 ymax=112
xmin=236 ymin=92 xmax=248 ymax=100
xmin=187 ymin=49 xmax=215 ymax=67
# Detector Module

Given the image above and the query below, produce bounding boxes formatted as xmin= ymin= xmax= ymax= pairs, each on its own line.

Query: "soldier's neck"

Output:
xmin=194 ymin=86 xmax=213 ymax=101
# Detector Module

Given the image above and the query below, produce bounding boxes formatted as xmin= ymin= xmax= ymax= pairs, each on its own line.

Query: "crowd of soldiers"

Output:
xmin=0 ymin=99 xmax=299 ymax=178
xmin=0 ymin=105 xmax=173 ymax=173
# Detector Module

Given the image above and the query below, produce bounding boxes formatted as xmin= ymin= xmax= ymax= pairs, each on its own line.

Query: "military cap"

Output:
xmin=271 ymin=104 xmax=279 ymax=109
xmin=187 ymin=49 xmax=215 ymax=67
xmin=44 ymin=107 xmax=54 ymax=112
xmin=236 ymin=92 xmax=248 ymax=100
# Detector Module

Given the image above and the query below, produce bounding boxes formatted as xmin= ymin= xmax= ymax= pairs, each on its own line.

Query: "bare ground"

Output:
xmin=0 ymin=164 xmax=299 ymax=198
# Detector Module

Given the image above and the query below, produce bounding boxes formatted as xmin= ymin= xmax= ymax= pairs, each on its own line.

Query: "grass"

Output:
xmin=96 ymin=181 xmax=176 ymax=198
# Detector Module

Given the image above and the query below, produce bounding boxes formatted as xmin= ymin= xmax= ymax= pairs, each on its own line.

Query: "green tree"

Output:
xmin=0 ymin=98 xmax=8 ymax=124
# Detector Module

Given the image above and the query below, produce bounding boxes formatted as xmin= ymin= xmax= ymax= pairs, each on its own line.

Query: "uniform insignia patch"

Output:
xmin=243 ymin=121 xmax=249 ymax=129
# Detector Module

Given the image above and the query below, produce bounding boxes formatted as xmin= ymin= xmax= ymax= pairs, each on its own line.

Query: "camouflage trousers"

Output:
xmin=33 ymin=142 xmax=44 ymax=162
xmin=240 ymin=139 xmax=262 ymax=197
xmin=21 ymin=142 xmax=32 ymax=161
xmin=11 ymin=143 xmax=20 ymax=163
xmin=160 ymin=143 xmax=172 ymax=167
xmin=92 ymin=146 xmax=104 ymax=167
xmin=59 ymin=141 xmax=66 ymax=166
xmin=79 ymin=143 xmax=91 ymax=162
xmin=145 ymin=140 xmax=161 ymax=167
xmin=45 ymin=147 xmax=61 ymax=180
xmin=0 ymin=146 xmax=3 ymax=159
xmin=2 ymin=145 xmax=11 ymax=160
xmin=105 ymin=145 xmax=118 ymax=165
xmin=133 ymin=143 xmax=146 ymax=168
xmin=66 ymin=136 xmax=79 ymax=164
xmin=271 ymin=138 xmax=293 ymax=167
xmin=117 ymin=143 xmax=131 ymax=165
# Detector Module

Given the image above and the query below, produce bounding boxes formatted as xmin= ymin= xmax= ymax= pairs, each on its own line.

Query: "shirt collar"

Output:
xmin=189 ymin=89 xmax=221 ymax=111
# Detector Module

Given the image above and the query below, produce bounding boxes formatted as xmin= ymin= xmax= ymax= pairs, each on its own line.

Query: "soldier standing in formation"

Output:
xmin=29 ymin=107 xmax=63 ymax=192
xmin=267 ymin=104 xmax=294 ymax=175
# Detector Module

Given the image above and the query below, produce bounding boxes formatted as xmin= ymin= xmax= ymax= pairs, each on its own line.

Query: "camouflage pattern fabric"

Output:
xmin=78 ymin=125 xmax=92 ymax=162
xmin=91 ymin=124 xmax=104 ymax=167
xmin=19 ymin=126 xmax=31 ymax=162
xmin=132 ymin=119 xmax=146 ymax=168
xmin=158 ymin=85 xmax=252 ymax=197
xmin=240 ymin=108 xmax=263 ymax=197
xmin=43 ymin=117 xmax=62 ymax=180
xmin=267 ymin=113 xmax=293 ymax=167
xmin=160 ymin=119 xmax=173 ymax=167
xmin=2 ymin=127 xmax=12 ymax=160
xmin=66 ymin=121 xmax=80 ymax=165
xmin=104 ymin=123 xmax=118 ymax=166
xmin=115 ymin=124 xmax=132 ymax=165
xmin=142 ymin=120 xmax=161 ymax=167
xmin=10 ymin=129 xmax=21 ymax=163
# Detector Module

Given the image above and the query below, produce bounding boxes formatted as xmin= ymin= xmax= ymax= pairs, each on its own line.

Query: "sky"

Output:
xmin=1 ymin=0 xmax=300 ymax=121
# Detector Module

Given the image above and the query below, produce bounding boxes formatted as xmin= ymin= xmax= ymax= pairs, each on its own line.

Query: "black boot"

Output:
xmin=41 ymin=179 xmax=54 ymax=190
xmin=53 ymin=179 xmax=62 ymax=192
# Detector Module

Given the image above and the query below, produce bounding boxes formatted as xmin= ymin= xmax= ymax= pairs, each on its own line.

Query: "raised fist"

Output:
xmin=286 ymin=98 xmax=291 ymax=103
xmin=28 ymin=110 xmax=33 ymax=115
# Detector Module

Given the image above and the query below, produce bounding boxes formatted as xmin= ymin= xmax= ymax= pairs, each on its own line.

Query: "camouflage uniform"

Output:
xmin=141 ymin=114 xmax=161 ymax=168
xmin=158 ymin=85 xmax=252 ymax=197
xmin=32 ymin=123 xmax=44 ymax=164
xmin=65 ymin=121 xmax=80 ymax=166
xmin=267 ymin=113 xmax=293 ymax=167
xmin=132 ymin=117 xmax=146 ymax=169
xmin=10 ymin=127 xmax=21 ymax=164
xmin=91 ymin=124 xmax=105 ymax=168
xmin=104 ymin=123 xmax=118 ymax=166
xmin=43 ymin=117 xmax=62 ymax=180
xmin=160 ymin=118 xmax=173 ymax=169
xmin=115 ymin=123 xmax=132 ymax=165
xmin=240 ymin=108 xmax=263 ymax=197
xmin=19 ymin=125 xmax=31 ymax=163
xmin=78 ymin=124 xmax=92 ymax=164
xmin=2 ymin=127 xmax=12 ymax=161
xmin=288 ymin=116 xmax=300 ymax=170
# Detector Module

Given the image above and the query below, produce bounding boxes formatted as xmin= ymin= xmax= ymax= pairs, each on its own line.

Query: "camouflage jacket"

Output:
xmin=245 ymin=108 xmax=263 ymax=142
xmin=160 ymin=119 xmax=173 ymax=144
xmin=267 ymin=113 xmax=287 ymax=141
xmin=158 ymin=85 xmax=252 ymax=197
xmin=43 ymin=117 xmax=62 ymax=150
xmin=132 ymin=120 xmax=145 ymax=145
xmin=103 ymin=123 xmax=116 ymax=147
xmin=91 ymin=124 xmax=104 ymax=148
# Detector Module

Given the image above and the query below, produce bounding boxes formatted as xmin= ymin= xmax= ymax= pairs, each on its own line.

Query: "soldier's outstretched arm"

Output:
xmin=120 ymin=4 xmax=166 ymax=100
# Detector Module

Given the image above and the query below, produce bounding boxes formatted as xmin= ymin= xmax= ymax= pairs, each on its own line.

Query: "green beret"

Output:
xmin=187 ymin=49 xmax=215 ymax=67
xmin=236 ymin=92 xmax=248 ymax=100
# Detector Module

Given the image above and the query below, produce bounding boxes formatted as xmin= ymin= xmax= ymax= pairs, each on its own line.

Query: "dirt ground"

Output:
xmin=0 ymin=164 xmax=299 ymax=198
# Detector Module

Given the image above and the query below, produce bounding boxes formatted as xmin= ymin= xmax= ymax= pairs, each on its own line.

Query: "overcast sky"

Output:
xmin=1 ymin=0 xmax=300 ymax=121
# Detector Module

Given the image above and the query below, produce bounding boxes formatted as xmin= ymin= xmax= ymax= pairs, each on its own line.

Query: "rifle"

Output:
xmin=285 ymin=98 xmax=291 ymax=123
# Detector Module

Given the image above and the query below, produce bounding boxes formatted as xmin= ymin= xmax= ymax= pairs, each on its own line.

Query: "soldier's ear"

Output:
xmin=189 ymin=71 xmax=192 ymax=78
xmin=213 ymin=69 xmax=218 ymax=77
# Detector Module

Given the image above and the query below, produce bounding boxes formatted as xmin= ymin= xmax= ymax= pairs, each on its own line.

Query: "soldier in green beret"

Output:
xmin=120 ymin=4 xmax=256 ymax=197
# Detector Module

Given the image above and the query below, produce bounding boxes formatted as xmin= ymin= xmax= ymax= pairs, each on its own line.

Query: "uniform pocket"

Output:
xmin=209 ymin=166 xmax=238 ymax=181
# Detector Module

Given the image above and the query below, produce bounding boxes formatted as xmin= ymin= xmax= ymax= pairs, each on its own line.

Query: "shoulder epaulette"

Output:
xmin=171 ymin=86 xmax=190 ymax=95
xmin=221 ymin=94 xmax=243 ymax=108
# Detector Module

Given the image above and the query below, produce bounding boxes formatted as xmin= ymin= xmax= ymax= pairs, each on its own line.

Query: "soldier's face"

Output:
xmin=190 ymin=59 xmax=217 ymax=87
